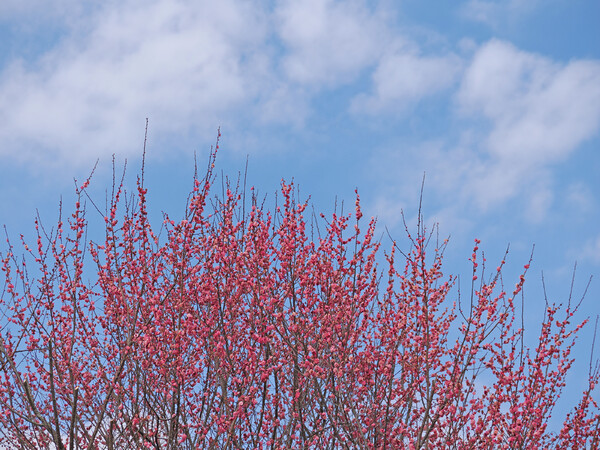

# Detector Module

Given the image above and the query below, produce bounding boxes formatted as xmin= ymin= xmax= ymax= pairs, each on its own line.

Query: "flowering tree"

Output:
xmin=1 ymin=136 xmax=599 ymax=449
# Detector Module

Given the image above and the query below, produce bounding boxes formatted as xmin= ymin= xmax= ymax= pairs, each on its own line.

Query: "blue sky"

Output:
xmin=1 ymin=0 xmax=599 ymax=427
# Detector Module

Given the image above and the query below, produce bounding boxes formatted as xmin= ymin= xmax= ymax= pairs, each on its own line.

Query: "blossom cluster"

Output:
xmin=0 ymin=144 xmax=598 ymax=449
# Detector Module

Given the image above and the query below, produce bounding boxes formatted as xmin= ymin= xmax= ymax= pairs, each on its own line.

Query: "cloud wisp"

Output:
xmin=274 ymin=0 xmax=391 ymax=87
xmin=460 ymin=0 xmax=542 ymax=28
xmin=350 ymin=42 xmax=462 ymax=115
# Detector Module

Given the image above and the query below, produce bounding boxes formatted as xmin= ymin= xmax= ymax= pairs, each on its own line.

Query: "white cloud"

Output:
xmin=458 ymin=40 xmax=600 ymax=165
xmin=367 ymin=38 xmax=600 ymax=230
xmin=446 ymin=39 xmax=600 ymax=213
xmin=351 ymin=43 xmax=462 ymax=114
xmin=0 ymin=0 xmax=273 ymax=167
xmin=274 ymin=0 xmax=391 ymax=87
